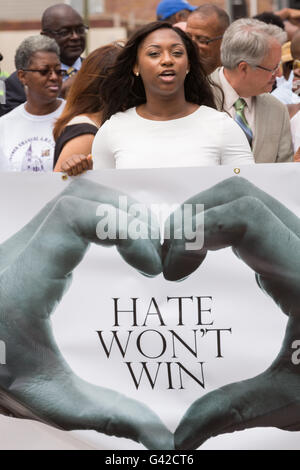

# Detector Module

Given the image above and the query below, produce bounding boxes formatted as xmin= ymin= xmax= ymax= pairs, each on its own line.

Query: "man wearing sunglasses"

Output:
xmin=41 ymin=3 xmax=87 ymax=81
xmin=2 ymin=3 xmax=87 ymax=115
xmin=211 ymin=18 xmax=293 ymax=164
xmin=186 ymin=4 xmax=229 ymax=75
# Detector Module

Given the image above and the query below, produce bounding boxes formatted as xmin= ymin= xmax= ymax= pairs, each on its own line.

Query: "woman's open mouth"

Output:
xmin=159 ymin=70 xmax=176 ymax=83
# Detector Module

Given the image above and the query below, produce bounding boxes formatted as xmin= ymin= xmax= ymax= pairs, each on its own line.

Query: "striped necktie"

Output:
xmin=66 ymin=66 xmax=76 ymax=78
xmin=234 ymin=98 xmax=253 ymax=147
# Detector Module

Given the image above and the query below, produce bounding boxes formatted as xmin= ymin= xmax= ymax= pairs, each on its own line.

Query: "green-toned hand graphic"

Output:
xmin=0 ymin=178 xmax=173 ymax=450
xmin=163 ymin=176 xmax=300 ymax=449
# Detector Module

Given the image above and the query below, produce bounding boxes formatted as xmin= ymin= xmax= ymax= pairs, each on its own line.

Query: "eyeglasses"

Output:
xmin=192 ymin=35 xmax=223 ymax=45
xmin=42 ymin=25 xmax=89 ymax=39
xmin=254 ymin=63 xmax=280 ymax=75
xmin=22 ymin=68 xmax=67 ymax=77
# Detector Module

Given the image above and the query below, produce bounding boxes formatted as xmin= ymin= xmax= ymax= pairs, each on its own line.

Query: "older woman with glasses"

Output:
xmin=0 ymin=35 xmax=65 ymax=172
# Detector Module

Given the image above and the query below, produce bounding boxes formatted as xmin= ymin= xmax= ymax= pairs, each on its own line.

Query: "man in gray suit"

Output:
xmin=211 ymin=18 xmax=293 ymax=163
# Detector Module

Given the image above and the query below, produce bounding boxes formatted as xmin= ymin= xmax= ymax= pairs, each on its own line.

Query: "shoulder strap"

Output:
xmin=67 ymin=115 xmax=98 ymax=127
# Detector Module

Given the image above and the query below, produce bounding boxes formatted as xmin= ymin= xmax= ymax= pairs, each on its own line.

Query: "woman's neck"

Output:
xmin=137 ymin=95 xmax=198 ymax=121
xmin=25 ymin=99 xmax=61 ymax=116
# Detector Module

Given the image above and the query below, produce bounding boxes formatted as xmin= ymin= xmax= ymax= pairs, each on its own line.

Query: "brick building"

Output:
xmin=0 ymin=0 xmax=292 ymax=25
xmin=102 ymin=0 xmax=284 ymax=22
xmin=0 ymin=0 xmax=295 ymax=72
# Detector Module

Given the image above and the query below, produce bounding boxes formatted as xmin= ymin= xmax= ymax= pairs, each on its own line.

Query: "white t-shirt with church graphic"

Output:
xmin=0 ymin=100 xmax=65 ymax=172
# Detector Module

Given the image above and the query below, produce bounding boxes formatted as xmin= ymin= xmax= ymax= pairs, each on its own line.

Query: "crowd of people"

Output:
xmin=1 ymin=0 xmax=300 ymax=173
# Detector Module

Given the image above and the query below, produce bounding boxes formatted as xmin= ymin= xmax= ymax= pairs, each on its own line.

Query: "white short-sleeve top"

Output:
xmin=92 ymin=105 xmax=254 ymax=169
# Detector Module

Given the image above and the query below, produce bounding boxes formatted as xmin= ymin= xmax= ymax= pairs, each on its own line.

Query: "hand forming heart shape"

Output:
xmin=0 ymin=176 xmax=300 ymax=450
xmin=164 ymin=176 xmax=300 ymax=449
xmin=0 ymin=178 xmax=172 ymax=450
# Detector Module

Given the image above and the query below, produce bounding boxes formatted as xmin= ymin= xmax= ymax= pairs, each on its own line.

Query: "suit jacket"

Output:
xmin=1 ymin=71 xmax=26 ymax=115
xmin=210 ymin=68 xmax=294 ymax=163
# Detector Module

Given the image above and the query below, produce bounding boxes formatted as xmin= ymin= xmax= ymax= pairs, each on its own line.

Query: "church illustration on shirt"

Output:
xmin=21 ymin=143 xmax=51 ymax=172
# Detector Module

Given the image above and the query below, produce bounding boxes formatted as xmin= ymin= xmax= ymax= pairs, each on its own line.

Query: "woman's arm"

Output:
xmin=59 ymin=153 xmax=93 ymax=176
xmin=54 ymin=134 xmax=95 ymax=172
xmin=294 ymin=147 xmax=300 ymax=162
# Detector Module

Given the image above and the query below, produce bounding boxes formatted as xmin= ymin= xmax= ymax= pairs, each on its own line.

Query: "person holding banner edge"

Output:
xmin=53 ymin=43 xmax=122 ymax=173
xmin=92 ymin=21 xmax=253 ymax=169
xmin=60 ymin=21 xmax=253 ymax=174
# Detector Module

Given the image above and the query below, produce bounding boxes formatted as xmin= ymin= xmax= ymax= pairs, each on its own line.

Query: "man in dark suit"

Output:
xmin=2 ymin=3 xmax=87 ymax=115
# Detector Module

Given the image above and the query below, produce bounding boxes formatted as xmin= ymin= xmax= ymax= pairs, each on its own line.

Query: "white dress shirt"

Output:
xmin=218 ymin=67 xmax=255 ymax=139
xmin=61 ymin=57 xmax=82 ymax=81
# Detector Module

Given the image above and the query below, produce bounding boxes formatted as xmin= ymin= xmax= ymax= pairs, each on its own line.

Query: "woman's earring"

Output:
xmin=135 ymin=71 xmax=139 ymax=77
xmin=186 ymin=70 xmax=189 ymax=75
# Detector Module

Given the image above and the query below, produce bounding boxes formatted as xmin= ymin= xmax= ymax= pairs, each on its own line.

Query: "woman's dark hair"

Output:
xmin=53 ymin=43 xmax=122 ymax=140
xmin=101 ymin=21 xmax=216 ymax=123
xmin=253 ymin=12 xmax=285 ymax=30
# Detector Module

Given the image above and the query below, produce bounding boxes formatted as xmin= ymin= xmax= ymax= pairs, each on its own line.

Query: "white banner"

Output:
xmin=0 ymin=163 xmax=300 ymax=450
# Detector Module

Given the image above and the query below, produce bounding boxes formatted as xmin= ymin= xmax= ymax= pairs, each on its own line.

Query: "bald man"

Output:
xmin=2 ymin=3 xmax=87 ymax=114
xmin=186 ymin=4 xmax=230 ymax=75
xmin=41 ymin=3 xmax=86 ymax=70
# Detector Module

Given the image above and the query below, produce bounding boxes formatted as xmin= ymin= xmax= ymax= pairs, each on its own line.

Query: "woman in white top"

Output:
xmin=0 ymin=35 xmax=65 ymax=172
xmin=92 ymin=21 xmax=254 ymax=169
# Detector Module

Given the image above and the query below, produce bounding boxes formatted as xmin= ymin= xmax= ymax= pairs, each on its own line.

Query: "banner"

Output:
xmin=0 ymin=164 xmax=300 ymax=450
